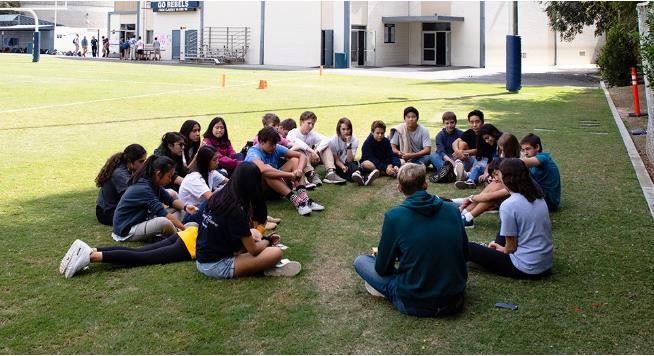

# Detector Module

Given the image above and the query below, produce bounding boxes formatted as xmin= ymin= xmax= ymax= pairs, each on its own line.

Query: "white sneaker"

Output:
xmin=264 ymin=261 xmax=301 ymax=277
xmin=323 ymin=170 xmax=347 ymax=184
xmin=365 ymin=169 xmax=380 ymax=186
xmin=63 ymin=240 xmax=92 ymax=279
xmin=296 ymin=203 xmax=312 ymax=216
xmin=307 ymin=199 xmax=325 ymax=211
xmin=364 ymin=282 xmax=385 ymax=298
xmin=454 ymin=160 xmax=465 ymax=182
xmin=60 ymin=239 xmax=84 ymax=274
xmin=305 ymin=182 xmax=317 ymax=190
xmin=352 ymin=171 xmax=364 ymax=186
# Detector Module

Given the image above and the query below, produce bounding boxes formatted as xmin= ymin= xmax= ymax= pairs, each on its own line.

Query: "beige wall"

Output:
xmin=114 ymin=1 xmax=137 ymax=12
xmin=351 ymin=1 xmax=368 ymax=26
xmin=367 ymin=1 xmax=410 ymax=66
xmin=420 ymin=2 xmax=451 ymax=17
xmin=203 ymin=1 xmax=261 ymax=64
xmin=450 ymin=1 xmax=480 ymax=67
xmin=321 ymin=1 xmax=334 ymax=29
xmin=265 ymin=1 xmax=322 ymax=66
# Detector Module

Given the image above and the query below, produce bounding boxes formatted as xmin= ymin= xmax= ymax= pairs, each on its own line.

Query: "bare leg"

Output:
xmin=234 ymin=247 xmax=282 ymax=277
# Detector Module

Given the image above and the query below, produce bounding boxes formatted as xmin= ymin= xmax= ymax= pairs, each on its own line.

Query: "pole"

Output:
xmin=629 ymin=67 xmax=645 ymax=117
xmin=512 ymin=1 xmax=518 ymax=36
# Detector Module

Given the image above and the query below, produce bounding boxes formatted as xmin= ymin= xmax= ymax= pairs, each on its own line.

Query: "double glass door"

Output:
xmin=422 ymin=31 xmax=450 ymax=66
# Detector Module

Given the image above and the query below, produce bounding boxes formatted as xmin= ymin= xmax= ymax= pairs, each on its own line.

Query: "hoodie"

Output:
xmin=375 ymin=190 xmax=468 ymax=307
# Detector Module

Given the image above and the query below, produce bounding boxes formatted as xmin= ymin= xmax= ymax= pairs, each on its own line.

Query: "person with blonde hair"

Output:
xmin=353 ymin=163 xmax=468 ymax=317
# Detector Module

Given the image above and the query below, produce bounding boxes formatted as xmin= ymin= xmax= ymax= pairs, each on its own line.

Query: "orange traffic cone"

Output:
xmin=257 ymin=80 xmax=268 ymax=89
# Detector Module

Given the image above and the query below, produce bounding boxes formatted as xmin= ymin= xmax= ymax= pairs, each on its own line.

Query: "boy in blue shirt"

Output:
xmin=430 ymin=111 xmax=463 ymax=182
xmin=520 ymin=133 xmax=561 ymax=211
xmin=246 ymin=126 xmax=324 ymax=216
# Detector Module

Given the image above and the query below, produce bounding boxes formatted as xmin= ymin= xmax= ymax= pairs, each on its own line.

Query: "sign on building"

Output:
xmin=151 ymin=1 xmax=200 ymax=12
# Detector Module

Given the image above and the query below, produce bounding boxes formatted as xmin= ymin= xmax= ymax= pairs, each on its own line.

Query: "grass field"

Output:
xmin=0 ymin=54 xmax=653 ymax=354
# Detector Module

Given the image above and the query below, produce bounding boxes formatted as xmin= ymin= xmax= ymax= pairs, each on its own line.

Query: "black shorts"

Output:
xmin=137 ymin=49 xmax=144 ymax=54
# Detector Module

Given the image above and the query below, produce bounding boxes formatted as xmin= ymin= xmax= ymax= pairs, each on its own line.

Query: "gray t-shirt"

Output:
xmin=500 ymin=193 xmax=553 ymax=274
xmin=327 ymin=135 xmax=359 ymax=163
xmin=391 ymin=124 xmax=432 ymax=153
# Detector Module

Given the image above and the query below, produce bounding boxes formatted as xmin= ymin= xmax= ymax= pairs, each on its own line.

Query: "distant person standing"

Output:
xmin=91 ymin=36 xmax=98 ymax=57
xmin=153 ymin=37 xmax=161 ymax=61
xmin=136 ymin=36 xmax=144 ymax=60
xmin=129 ymin=36 xmax=136 ymax=60
xmin=73 ymin=34 xmax=80 ymax=55
xmin=102 ymin=36 xmax=109 ymax=57
xmin=81 ymin=36 xmax=88 ymax=57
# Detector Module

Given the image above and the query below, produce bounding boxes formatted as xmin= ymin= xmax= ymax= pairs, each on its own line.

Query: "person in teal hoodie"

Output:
xmin=353 ymin=163 xmax=469 ymax=317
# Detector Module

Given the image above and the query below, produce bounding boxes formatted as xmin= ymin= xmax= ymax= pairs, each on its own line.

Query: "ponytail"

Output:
xmin=129 ymin=155 xmax=175 ymax=185
xmin=95 ymin=144 xmax=146 ymax=187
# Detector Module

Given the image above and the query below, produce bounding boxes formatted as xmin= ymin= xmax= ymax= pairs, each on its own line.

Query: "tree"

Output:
xmin=0 ymin=2 xmax=21 ymax=15
xmin=543 ymin=1 xmax=638 ymax=41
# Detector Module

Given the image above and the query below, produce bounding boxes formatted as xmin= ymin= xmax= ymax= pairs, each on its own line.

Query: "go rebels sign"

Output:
xmin=152 ymin=1 xmax=200 ymax=12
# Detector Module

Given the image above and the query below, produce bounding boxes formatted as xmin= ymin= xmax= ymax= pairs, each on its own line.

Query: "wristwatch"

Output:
xmin=346 ymin=144 xmax=352 ymax=150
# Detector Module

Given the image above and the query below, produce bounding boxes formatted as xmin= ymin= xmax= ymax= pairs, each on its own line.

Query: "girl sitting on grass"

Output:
xmin=202 ymin=116 xmax=242 ymax=175
xmin=179 ymin=146 xmax=228 ymax=207
xmin=59 ymin=226 xmax=199 ymax=279
xmin=179 ymin=119 xmax=202 ymax=168
xmin=467 ymin=158 xmax=553 ymax=279
xmin=153 ymin=132 xmax=188 ymax=192
xmin=95 ymin=144 xmax=147 ymax=225
xmin=112 ymin=155 xmax=198 ymax=242
xmin=196 ymin=161 xmax=300 ymax=279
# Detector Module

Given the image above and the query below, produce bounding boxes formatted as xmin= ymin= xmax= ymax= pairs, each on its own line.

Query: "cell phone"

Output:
xmin=495 ymin=302 xmax=518 ymax=310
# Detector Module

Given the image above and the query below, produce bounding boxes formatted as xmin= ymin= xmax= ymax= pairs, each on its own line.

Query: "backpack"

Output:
xmin=430 ymin=161 xmax=456 ymax=183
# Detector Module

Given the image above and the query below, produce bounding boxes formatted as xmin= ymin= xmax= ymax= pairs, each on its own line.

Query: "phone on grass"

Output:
xmin=495 ymin=302 xmax=518 ymax=310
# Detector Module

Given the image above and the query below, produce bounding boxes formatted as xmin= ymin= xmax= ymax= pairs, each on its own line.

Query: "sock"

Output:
xmin=297 ymin=188 xmax=310 ymax=204
xmin=463 ymin=211 xmax=474 ymax=222
xmin=287 ymin=191 xmax=305 ymax=208
xmin=451 ymin=198 xmax=465 ymax=206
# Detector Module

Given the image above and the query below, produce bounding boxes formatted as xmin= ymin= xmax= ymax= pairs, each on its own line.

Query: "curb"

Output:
xmin=600 ymin=81 xmax=654 ymax=220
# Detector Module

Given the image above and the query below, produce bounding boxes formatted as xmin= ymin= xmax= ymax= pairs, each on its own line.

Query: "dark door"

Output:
xmin=436 ymin=32 xmax=446 ymax=66
xmin=357 ymin=31 xmax=365 ymax=65
xmin=321 ymin=30 xmax=334 ymax=67
xmin=172 ymin=30 xmax=180 ymax=59
xmin=185 ymin=30 xmax=197 ymax=57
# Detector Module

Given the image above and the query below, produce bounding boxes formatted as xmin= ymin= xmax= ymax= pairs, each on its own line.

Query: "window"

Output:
xmin=384 ymin=24 xmax=395 ymax=43
xmin=422 ymin=23 xmax=451 ymax=31
xmin=146 ymin=30 xmax=153 ymax=44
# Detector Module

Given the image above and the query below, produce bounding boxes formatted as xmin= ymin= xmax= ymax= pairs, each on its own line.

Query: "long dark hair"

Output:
xmin=205 ymin=161 xmax=267 ymax=223
xmin=498 ymin=133 xmax=520 ymax=158
xmin=203 ymin=116 xmax=230 ymax=143
xmin=156 ymin=132 xmax=185 ymax=157
xmin=499 ymin=158 xmax=544 ymax=203
xmin=477 ymin=123 xmax=502 ymax=159
xmin=179 ymin=120 xmax=201 ymax=162
xmin=129 ymin=155 xmax=176 ymax=186
xmin=95 ymin=144 xmax=146 ymax=187
xmin=189 ymin=145 xmax=217 ymax=184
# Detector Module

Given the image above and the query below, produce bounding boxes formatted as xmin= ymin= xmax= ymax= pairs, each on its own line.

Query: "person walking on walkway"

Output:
xmin=91 ymin=36 xmax=98 ymax=57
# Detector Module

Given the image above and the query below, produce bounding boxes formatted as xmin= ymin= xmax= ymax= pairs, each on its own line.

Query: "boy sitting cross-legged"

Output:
xmin=359 ymin=120 xmax=400 ymax=181
xmin=245 ymin=127 xmax=324 ymax=216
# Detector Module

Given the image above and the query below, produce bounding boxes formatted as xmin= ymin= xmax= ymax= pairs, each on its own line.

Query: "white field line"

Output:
xmin=0 ymin=74 xmax=313 ymax=115
xmin=2 ymin=73 xmax=250 ymax=88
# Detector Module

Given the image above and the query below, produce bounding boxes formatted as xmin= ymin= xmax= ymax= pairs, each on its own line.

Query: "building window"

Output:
xmin=384 ymin=24 xmax=395 ymax=43
xmin=146 ymin=30 xmax=153 ymax=44
xmin=423 ymin=23 xmax=451 ymax=31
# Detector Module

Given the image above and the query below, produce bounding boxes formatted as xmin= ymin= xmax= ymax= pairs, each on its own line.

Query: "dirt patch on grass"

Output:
xmin=607 ymin=84 xmax=654 ymax=183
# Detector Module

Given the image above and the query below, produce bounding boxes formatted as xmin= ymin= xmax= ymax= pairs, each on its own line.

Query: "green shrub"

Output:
xmin=597 ymin=24 xmax=640 ymax=87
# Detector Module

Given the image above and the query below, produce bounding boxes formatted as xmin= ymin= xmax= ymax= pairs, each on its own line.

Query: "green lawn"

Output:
xmin=0 ymin=54 xmax=652 ymax=354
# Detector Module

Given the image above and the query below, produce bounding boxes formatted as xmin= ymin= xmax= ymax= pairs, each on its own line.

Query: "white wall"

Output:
xmin=450 ymin=1 xmax=480 ymax=67
xmin=202 ymin=1 xmax=261 ymax=64
xmin=151 ymin=9 xmax=201 ymax=60
xmin=351 ymin=1 xmax=368 ymax=26
xmin=331 ymin=1 xmax=345 ymax=55
xmin=264 ymin=2 xmax=321 ymax=66
xmin=367 ymin=1 xmax=410 ymax=67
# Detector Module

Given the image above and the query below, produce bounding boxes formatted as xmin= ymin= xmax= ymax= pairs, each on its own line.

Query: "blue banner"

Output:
xmin=152 ymin=1 xmax=200 ymax=12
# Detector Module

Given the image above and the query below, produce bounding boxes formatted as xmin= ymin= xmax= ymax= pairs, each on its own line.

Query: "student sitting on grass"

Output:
xmin=326 ymin=117 xmax=374 ymax=185
xmin=95 ymin=144 xmax=147 ymax=226
xmin=429 ymin=111 xmax=463 ymax=183
xmin=287 ymin=111 xmax=347 ymax=185
xmin=59 ymin=226 xmax=199 ymax=279
xmin=179 ymin=146 xmax=228 ymax=208
xmin=179 ymin=119 xmax=201 ymax=168
xmin=253 ymin=113 xmax=292 ymax=148
xmin=196 ymin=162 xmax=301 ymax=279
xmin=467 ymin=158 xmax=553 ymax=279
xmin=360 ymin=120 xmax=400 ymax=179
xmin=202 ymin=116 xmax=243 ymax=175
xmin=452 ymin=110 xmax=487 ymax=182
xmin=520 ymin=133 xmax=561 ymax=212
xmin=112 ymin=155 xmax=198 ymax=242
xmin=279 ymin=118 xmax=297 ymax=143
xmin=453 ymin=133 xmax=522 ymax=228
xmin=353 ymin=163 xmax=468 ymax=317
xmin=390 ymin=106 xmax=435 ymax=168
xmin=153 ymin=132 xmax=188 ymax=192
xmin=455 ymin=123 xmax=502 ymax=189
xmin=246 ymin=126 xmax=324 ymax=216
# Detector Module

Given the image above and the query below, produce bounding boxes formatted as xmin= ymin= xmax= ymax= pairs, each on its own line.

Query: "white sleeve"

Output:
xmin=313 ymin=132 xmax=330 ymax=152
xmin=351 ymin=136 xmax=359 ymax=158
xmin=179 ymin=173 xmax=209 ymax=204
xmin=287 ymin=129 xmax=310 ymax=150
xmin=209 ymin=170 xmax=227 ymax=191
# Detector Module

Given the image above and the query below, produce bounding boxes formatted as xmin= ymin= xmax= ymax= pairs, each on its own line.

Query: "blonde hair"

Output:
xmin=397 ymin=163 xmax=426 ymax=195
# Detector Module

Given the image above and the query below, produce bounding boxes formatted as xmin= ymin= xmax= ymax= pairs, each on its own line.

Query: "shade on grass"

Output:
xmin=0 ymin=55 xmax=652 ymax=354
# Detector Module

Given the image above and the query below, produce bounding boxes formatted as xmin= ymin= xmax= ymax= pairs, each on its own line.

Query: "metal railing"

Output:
xmin=182 ymin=26 xmax=250 ymax=64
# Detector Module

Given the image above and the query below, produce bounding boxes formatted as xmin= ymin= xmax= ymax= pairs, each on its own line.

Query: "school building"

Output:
xmin=110 ymin=1 xmax=603 ymax=67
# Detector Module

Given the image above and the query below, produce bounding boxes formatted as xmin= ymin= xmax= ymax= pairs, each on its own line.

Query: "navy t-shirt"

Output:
xmin=195 ymin=197 xmax=252 ymax=263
